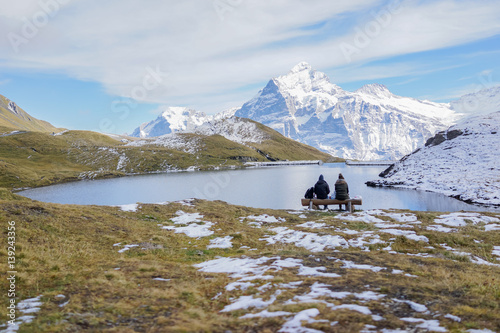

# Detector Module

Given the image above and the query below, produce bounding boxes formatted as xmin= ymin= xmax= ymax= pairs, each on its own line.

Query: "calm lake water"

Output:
xmin=18 ymin=163 xmax=496 ymax=212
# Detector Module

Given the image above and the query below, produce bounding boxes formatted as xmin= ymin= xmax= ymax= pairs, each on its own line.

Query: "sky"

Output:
xmin=0 ymin=0 xmax=499 ymax=134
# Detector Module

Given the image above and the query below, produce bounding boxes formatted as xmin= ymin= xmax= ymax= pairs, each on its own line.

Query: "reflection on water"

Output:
xmin=18 ymin=163 xmax=498 ymax=212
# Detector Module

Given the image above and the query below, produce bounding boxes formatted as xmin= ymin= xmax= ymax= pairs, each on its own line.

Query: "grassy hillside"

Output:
xmin=0 ymin=95 xmax=60 ymax=133
xmin=0 ymin=128 xmax=335 ymax=189
xmin=0 ymin=197 xmax=498 ymax=332
xmin=247 ymin=120 xmax=340 ymax=162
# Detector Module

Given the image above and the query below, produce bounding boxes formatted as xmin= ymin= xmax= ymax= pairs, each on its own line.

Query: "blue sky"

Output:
xmin=0 ymin=0 xmax=499 ymax=134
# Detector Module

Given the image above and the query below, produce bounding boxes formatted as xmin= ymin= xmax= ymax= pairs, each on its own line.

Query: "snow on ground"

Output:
xmin=240 ymin=214 xmax=286 ymax=227
xmin=103 ymin=204 xmax=500 ymax=332
xmin=126 ymin=133 xmax=202 ymax=154
xmin=0 ymin=296 xmax=43 ymax=333
xmin=161 ymin=210 xmax=215 ymax=238
xmin=433 ymin=212 xmax=499 ymax=227
xmin=207 ymin=236 xmax=233 ymax=249
xmin=114 ymin=243 xmax=139 ymax=253
xmin=261 ymin=226 xmax=349 ymax=252
xmin=493 ymin=246 xmax=500 ymax=260
xmin=115 ymin=203 xmax=139 ymax=212
xmin=368 ymin=111 xmax=500 ymax=206
xmin=195 ymin=254 xmax=465 ymax=332
xmin=162 ymin=222 xmax=214 ymax=238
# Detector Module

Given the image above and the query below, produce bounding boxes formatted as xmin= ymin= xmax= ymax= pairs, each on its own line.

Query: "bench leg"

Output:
xmin=309 ymin=200 xmax=313 ymax=210
xmin=347 ymin=201 xmax=352 ymax=213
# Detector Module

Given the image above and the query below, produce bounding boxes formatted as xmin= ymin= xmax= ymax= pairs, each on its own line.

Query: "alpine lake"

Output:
xmin=18 ymin=163 xmax=498 ymax=212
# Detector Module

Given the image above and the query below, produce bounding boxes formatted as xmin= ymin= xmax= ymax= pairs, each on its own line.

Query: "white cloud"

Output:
xmin=0 ymin=0 xmax=499 ymax=113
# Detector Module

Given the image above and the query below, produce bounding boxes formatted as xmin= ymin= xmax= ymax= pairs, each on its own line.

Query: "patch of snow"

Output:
xmin=394 ymin=299 xmax=428 ymax=313
xmin=379 ymin=229 xmax=429 ymax=243
xmin=444 ymin=314 xmax=461 ymax=322
xmin=207 ymin=236 xmax=233 ymax=249
xmin=426 ymin=225 xmax=458 ymax=233
xmin=261 ymin=227 xmax=348 ymax=252
xmin=434 ymin=212 xmax=500 ymax=227
xmin=297 ymin=221 xmax=327 ymax=229
xmin=221 ymin=293 xmax=278 ymax=312
xmin=116 ymin=203 xmax=139 ymax=212
xmin=240 ymin=310 xmax=292 ymax=319
xmin=330 ymin=304 xmax=372 ymax=315
xmin=162 ymin=222 xmax=214 ymax=238
xmin=278 ymin=308 xmax=323 ymax=333
xmin=117 ymin=244 xmax=139 ymax=253
xmin=401 ymin=318 xmax=447 ymax=332
xmin=242 ymin=214 xmax=286 ymax=224
xmin=335 ymin=259 xmax=385 ymax=272
xmin=1 ymin=296 xmax=43 ymax=333
xmin=492 ymin=246 xmax=500 ymax=259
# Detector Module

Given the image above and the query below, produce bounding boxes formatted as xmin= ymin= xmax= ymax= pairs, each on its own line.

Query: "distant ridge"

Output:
xmin=0 ymin=94 xmax=60 ymax=132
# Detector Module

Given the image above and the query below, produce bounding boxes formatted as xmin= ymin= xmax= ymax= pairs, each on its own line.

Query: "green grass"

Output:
xmin=0 ymin=126 xmax=335 ymax=190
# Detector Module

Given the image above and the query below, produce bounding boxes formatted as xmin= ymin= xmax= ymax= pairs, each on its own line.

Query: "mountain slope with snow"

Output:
xmin=367 ymin=111 xmax=500 ymax=206
xmin=451 ymin=85 xmax=500 ymax=116
xmin=131 ymin=107 xmax=209 ymax=138
xmin=130 ymin=107 xmax=262 ymax=143
xmin=235 ymin=62 xmax=462 ymax=160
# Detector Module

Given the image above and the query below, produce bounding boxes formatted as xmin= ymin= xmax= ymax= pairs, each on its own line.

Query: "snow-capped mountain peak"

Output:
xmin=236 ymin=62 xmax=464 ymax=160
xmin=290 ymin=61 xmax=312 ymax=74
xmin=131 ymin=107 xmax=208 ymax=138
xmin=130 ymin=105 xmax=266 ymax=145
xmin=274 ymin=62 xmax=339 ymax=95
xmin=356 ymin=83 xmax=392 ymax=97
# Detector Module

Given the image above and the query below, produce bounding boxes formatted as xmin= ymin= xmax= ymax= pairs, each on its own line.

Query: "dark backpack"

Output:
xmin=304 ymin=187 xmax=314 ymax=199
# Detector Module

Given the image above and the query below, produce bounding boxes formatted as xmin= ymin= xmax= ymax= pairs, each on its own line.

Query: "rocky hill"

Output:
xmin=367 ymin=111 xmax=500 ymax=206
xmin=0 ymin=94 xmax=60 ymax=133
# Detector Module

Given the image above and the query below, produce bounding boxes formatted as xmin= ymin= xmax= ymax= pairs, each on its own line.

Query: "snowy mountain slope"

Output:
xmin=367 ymin=111 xmax=500 ymax=206
xmin=131 ymin=107 xmax=208 ymax=138
xmin=451 ymin=85 xmax=500 ymax=115
xmin=235 ymin=62 xmax=462 ymax=160
xmin=130 ymin=106 xmax=268 ymax=145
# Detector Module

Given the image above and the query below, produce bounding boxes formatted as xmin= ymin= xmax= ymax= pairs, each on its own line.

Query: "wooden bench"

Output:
xmin=301 ymin=198 xmax=362 ymax=213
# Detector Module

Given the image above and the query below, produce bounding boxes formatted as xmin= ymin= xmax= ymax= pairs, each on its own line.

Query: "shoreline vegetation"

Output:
xmin=0 ymin=126 xmax=499 ymax=332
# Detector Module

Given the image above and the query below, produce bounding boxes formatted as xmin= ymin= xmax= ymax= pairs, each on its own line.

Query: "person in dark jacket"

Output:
xmin=335 ymin=173 xmax=349 ymax=210
xmin=314 ymin=174 xmax=330 ymax=210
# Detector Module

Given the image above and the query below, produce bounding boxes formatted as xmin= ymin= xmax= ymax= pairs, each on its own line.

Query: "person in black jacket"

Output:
xmin=314 ymin=174 xmax=330 ymax=210
xmin=335 ymin=173 xmax=350 ymax=210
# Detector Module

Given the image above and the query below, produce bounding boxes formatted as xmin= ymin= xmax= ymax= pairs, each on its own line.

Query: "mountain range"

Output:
xmin=131 ymin=62 xmax=476 ymax=161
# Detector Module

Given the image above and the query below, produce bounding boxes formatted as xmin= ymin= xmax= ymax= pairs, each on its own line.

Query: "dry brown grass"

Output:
xmin=0 ymin=196 xmax=499 ymax=332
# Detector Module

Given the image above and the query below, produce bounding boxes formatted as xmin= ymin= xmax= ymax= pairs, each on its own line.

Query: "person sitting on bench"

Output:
xmin=334 ymin=173 xmax=350 ymax=210
xmin=314 ymin=174 xmax=330 ymax=210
